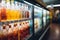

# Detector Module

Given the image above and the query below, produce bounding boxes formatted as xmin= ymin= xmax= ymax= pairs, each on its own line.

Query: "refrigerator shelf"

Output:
xmin=0 ymin=18 xmax=32 ymax=25
xmin=34 ymin=16 xmax=42 ymax=18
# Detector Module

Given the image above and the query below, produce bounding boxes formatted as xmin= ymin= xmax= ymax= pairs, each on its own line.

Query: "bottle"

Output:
xmin=19 ymin=22 xmax=23 ymax=40
xmin=25 ymin=11 xmax=29 ymax=18
xmin=14 ymin=1 xmax=21 ymax=20
xmin=25 ymin=4 xmax=29 ymax=18
xmin=1 ymin=0 xmax=7 ymax=22
xmin=8 ymin=24 xmax=13 ymax=40
xmin=23 ymin=21 xmax=27 ymax=38
xmin=22 ymin=4 xmax=25 ymax=19
xmin=25 ymin=21 xmax=30 ymax=36
xmin=20 ymin=22 xmax=25 ymax=40
xmin=13 ymin=23 xmax=18 ymax=40
xmin=18 ymin=22 xmax=21 ymax=40
xmin=10 ymin=0 xmax=15 ymax=20
xmin=34 ymin=18 xmax=38 ymax=33
xmin=21 ymin=22 xmax=26 ymax=40
xmin=6 ymin=0 xmax=11 ymax=21
xmin=2 ymin=25 xmax=8 ymax=40
xmin=19 ymin=3 xmax=22 ymax=20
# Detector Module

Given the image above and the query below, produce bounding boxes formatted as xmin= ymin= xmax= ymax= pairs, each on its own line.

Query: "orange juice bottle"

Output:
xmin=21 ymin=4 xmax=25 ymax=19
xmin=6 ymin=0 xmax=11 ymax=21
xmin=19 ymin=3 xmax=22 ymax=20
xmin=14 ymin=1 xmax=17 ymax=20
xmin=10 ymin=0 xmax=15 ymax=20
xmin=14 ymin=2 xmax=22 ymax=20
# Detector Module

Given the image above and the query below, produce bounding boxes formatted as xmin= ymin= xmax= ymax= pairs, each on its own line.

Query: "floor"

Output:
xmin=42 ymin=23 xmax=60 ymax=40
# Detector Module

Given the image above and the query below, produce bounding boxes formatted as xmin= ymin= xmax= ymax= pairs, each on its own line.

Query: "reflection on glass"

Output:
xmin=43 ymin=9 xmax=46 ymax=26
xmin=34 ymin=6 xmax=42 ymax=33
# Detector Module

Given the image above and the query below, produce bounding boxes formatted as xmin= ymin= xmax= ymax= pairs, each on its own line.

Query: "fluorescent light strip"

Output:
xmin=47 ymin=4 xmax=60 ymax=8
xmin=24 ymin=1 xmax=33 ymax=5
xmin=54 ymin=4 xmax=60 ymax=7
xmin=24 ymin=1 xmax=42 ymax=10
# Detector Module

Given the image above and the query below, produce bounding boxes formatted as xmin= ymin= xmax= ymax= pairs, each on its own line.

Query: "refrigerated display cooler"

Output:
xmin=0 ymin=0 xmax=50 ymax=40
xmin=43 ymin=9 xmax=47 ymax=27
xmin=34 ymin=6 xmax=42 ymax=33
xmin=0 ymin=0 xmax=33 ymax=40
xmin=46 ymin=11 xmax=50 ymax=23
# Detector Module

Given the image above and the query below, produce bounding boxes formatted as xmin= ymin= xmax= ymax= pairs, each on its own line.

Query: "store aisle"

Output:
xmin=42 ymin=23 xmax=60 ymax=40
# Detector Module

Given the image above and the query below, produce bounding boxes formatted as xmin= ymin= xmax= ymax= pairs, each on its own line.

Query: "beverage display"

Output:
xmin=0 ymin=0 xmax=31 ymax=22
xmin=20 ymin=21 xmax=30 ymax=40
xmin=0 ymin=0 xmax=33 ymax=40
xmin=47 ymin=11 xmax=50 ymax=19
xmin=46 ymin=11 xmax=50 ymax=23
xmin=43 ymin=9 xmax=46 ymax=26
xmin=34 ymin=6 xmax=42 ymax=33
xmin=34 ymin=18 xmax=40 ymax=33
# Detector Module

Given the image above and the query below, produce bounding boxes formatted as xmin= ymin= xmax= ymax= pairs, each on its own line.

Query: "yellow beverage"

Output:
xmin=6 ymin=9 xmax=11 ymax=21
xmin=19 ymin=10 xmax=22 ymax=20
xmin=14 ymin=10 xmax=19 ymax=20
xmin=10 ymin=9 xmax=15 ymax=20
xmin=16 ymin=10 xmax=22 ymax=20
xmin=6 ymin=0 xmax=11 ymax=21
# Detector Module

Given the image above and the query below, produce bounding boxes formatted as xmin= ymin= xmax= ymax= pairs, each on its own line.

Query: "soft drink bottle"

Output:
xmin=2 ymin=25 xmax=8 ymax=40
xmin=8 ymin=24 xmax=13 ymax=40
xmin=19 ymin=3 xmax=22 ymax=20
xmin=18 ymin=22 xmax=21 ymax=40
xmin=6 ymin=0 xmax=11 ymax=21
xmin=25 ymin=21 xmax=30 ymax=36
xmin=25 ymin=11 xmax=29 ymax=18
xmin=22 ymin=22 xmax=26 ymax=38
xmin=20 ymin=22 xmax=26 ymax=40
xmin=13 ymin=23 xmax=18 ymax=40
xmin=20 ymin=22 xmax=25 ymax=40
xmin=19 ymin=22 xmax=22 ymax=40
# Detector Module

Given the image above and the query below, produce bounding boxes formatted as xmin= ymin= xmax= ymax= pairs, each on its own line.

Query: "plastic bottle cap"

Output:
xmin=3 ymin=26 xmax=6 ymax=29
xmin=9 ymin=25 xmax=11 ymax=28
xmin=14 ymin=23 xmax=17 ymax=27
